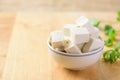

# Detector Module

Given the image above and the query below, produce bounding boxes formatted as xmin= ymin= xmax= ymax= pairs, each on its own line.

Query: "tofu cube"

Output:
xmin=91 ymin=27 xmax=99 ymax=38
xmin=71 ymin=28 xmax=90 ymax=44
xmin=82 ymin=37 xmax=103 ymax=53
xmin=77 ymin=43 xmax=84 ymax=50
xmin=50 ymin=30 xmax=64 ymax=48
xmin=76 ymin=16 xmax=92 ymax=27
xmin=64 ymin=36 xmax=71 ymax=47
xmin=55 ymin=47 xmax=65 ymax=52
xmin=76 ymin=16 xmax=99 ymax=38
xmin=65 ymin=43 xmax=81 ymax=54
xmin=63 ymin=24 xmax=78 ymax=37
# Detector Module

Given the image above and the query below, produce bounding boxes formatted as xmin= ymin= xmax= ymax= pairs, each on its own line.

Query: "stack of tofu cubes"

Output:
xmin=50 ymin=16 xmax=103 ymax=54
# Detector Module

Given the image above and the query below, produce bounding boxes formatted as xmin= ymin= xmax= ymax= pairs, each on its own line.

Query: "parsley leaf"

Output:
xmin=117 ymin=11 xmax=120 ymax=22
xmin=117 ymin=17 xmax=120 ymax=21
xmin=104 ymin=24 xmax=113 ymax=35
xmin=115 ymin=42 xmax=120 ymax=51
xmin=103 ymin=42 xmax=120 ymax=64
xmin=105 ymin=38 xmax=113 ymax=47
xmin=118 ymin=11 xmax=120 ymax=16
xmin=108 ymin=29 xmax=116 ymax=40
xmin=90 ymin=18 xmax=100 ymax=27
xmin=103 ymin=50 xmax=112 ymax=62
xmin=104 ymin=24 xmax=116 ymax=47
xmin=103 ymin=49 xmax=120 ymax=64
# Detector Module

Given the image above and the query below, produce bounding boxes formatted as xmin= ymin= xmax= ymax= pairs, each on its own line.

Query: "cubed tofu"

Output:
xmin=76 ymin=16 xmax=99 ymax=38
xmin=71 ymin=28 xmax=90 ymax=44
xmin=77 ymin=43 xmax=84 ymax=50
xmin=76 ymin=16 xmax=91 ymax=27
xmin=65 ymin=43 xmax=81 ymax=54
xmin=50 ymin=30 xmax=64 ymax=48
xmin=82 ymin=37 xmax=103 ymax=53
xmin=91 ymin=27 xmax=99 ymax=38
xmin=63 ymin=24 xmax=78 ymax=37
xmin=64 ymin=36 xmax=71 ymax=47
xmin=55 ymin=47 xmax=65 ymax=52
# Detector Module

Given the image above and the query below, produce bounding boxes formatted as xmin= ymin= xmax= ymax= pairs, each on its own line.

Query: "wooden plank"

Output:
xmin=2 ymin=13 xmax=53 ymax=80
xmin=3 ymin=12 xmax=120 ymax=80
xmin=0 ymin=13 xmax=15 ymax=80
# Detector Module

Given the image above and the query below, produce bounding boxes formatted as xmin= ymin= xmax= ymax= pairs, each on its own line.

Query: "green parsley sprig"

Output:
xmin=104 ymin=24 xmax=116 ymax=47
xmin=117 ymin=11 xmax=120 ymax=22
xmin=90 ymin=18 xmax=100 ymax=27
xmin=103 ymin=42 xmax=120 ymax=64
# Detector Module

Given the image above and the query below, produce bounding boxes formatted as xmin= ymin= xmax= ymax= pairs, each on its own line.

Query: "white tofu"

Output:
xmin=91 ymin=27 xmax=99 ymax=38
xmin=63 ymin=24 xmax=78 ymax=37
xmin=64 ymin=36 xmax=71 ymax=47
xmin=76 ymin=16 xmax=99 ymax=38
xmin=76 ymin=16 xmax=91 ymax=27
xmin=71 ymin=28 xmax=90 ymax=44
xmin=65 ymin=43 xmax=81 ymax=54
xmin=77 ymin=43 xmax=84 ymax=50
xmin=55 ymin=47 xmax=65 ymax=52
xmin=82 ymin=37 xmax=103 ymax=53
xmin=50 ymin=30 xmax=64 ymax=48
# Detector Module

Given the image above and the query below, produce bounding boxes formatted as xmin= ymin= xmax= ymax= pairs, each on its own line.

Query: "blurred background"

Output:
xmin=0 ymin=0 xmax=120 ymax=12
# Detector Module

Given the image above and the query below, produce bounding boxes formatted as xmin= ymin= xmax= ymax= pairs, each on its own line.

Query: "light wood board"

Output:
xmin=2 ymin=12 xmax=120 ymax=80
xmin=0 ymin=13 xmax=15 ymax=80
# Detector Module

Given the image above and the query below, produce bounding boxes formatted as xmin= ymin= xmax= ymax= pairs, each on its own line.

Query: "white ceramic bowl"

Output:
xmin=47 ymin=37 xmax=104 ymax=70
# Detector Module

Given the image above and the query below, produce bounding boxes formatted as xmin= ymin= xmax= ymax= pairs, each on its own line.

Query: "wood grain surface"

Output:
xmin=2 ymin=12 xmax=120 ymax=80
xmin=0 ymin=13 xmax=15 ymax=80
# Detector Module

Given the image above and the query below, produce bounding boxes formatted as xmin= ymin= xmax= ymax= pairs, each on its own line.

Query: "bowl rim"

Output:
xmin=47 ymin=36 xmax=104 ymax=57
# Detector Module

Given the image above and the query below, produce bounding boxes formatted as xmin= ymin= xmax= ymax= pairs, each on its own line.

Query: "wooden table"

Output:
xmin=2 ymin=12 xmax=120 ymax=80
xmin=0 ymin=13 xmax=15 ymax=80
